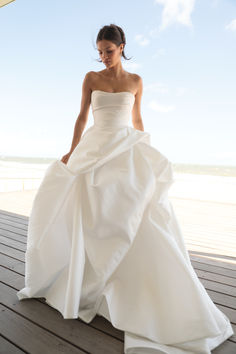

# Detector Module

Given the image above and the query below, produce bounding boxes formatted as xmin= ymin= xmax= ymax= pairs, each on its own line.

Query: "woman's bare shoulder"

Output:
xmin=126 ymin=72 xmax=143 ymax=95
xmin=127 ymin=72 xmax=142 ymax=87
xmin=86 ymin=70 xmax=141 ymax=81
xmin=82 ymin=71 xmax=100 ymax=90
xmin=84 ymin=71 xmax=95 ymax=78
xmin=86 ymin=70 xmax=104 ymax=78
xmin=130 ymin=72 xmax=142 ymax=83
xmin=84 ymin=71 xmax=105 ymax=86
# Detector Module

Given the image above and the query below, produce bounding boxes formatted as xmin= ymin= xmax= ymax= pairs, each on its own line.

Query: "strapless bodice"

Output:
xmin=91 ymin=90 xmax=135 ymax=129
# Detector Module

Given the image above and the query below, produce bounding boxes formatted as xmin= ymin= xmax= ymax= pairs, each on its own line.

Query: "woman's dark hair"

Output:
xmin=95 ymin=24 xmax=132 ymax=62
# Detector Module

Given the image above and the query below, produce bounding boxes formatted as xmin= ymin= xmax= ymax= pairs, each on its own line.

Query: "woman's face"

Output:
xmin=97 ymin=40 xmax=123 ymax=67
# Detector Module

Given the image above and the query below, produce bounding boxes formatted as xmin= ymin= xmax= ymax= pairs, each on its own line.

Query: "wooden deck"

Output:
xmin=0 ymin=202 xmax=236 ymax=353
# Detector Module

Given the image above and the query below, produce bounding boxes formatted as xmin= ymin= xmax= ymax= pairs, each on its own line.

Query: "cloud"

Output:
xmin=152 ymin=48 xmax=166 ymax=58
xmin=145 ymin=82 xmax=169 ymax=94
xmin=155 ymin=0 xmax=195 ymax=31
xmin=134 ymin=34 xmax=150 ymax=46
xmin=148 ymin=100 xmax=175 ymax=113
xmin=225 ymin=19 xmax=236 ymax=32
xmin=144 ymin=82 xmax=187 ymax=97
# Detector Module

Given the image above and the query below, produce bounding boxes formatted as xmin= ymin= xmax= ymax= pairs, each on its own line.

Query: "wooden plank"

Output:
xmin=0 ymin=214 xmax=28 ymax=227
xmin=0 ymin=230 xmax=27 ymax=244
xmin=0 ymin=235 xmax=26 ymax=251
xmin=0 ymin=258 xmax=236 ymax=309
xmin=0 ymin=253 xmax=24 ymax=273
xmin=0 ymin=217 xmax=28 ymax=230
xmin=3 ymin=235 xmax=234 ymax=281
xmin=211 ymin=302 xmax=236 ymax=331
xmin=1 ymin=252 xmax=235 ymax=311
xmin=0 ymin=304 xmax=86 ymax=354
xmin=0 ymin=283 xmax=124 ymax=353
xmin=0 ymin=226 xmax=27 ymax=243
xmin=0 ymin=335 xmax=26 ymax=354
xmin=190 ymin=254 xmax=236 ymax=271
xmin=0 ymin=243 xmax=25 ymax=261
xmin=1 ymin=215 xmax=235 ymax=275
xmin=1 ymin=208 xmax=235 ymax=269
xmin=0 ymin=259 xmax=124 ymax=340
xmin=0 ymin=266 xmax=24 ymax=289
xmin=198 ymin=276 xmax=236 ymax=296
xmin=229 ymin=325 xmax=236 ymax=344
xmin=0 ymin=208 xmax=236 ymax=353
xmin=212 ymin=339 xmax=236 ymax=353
xmin=0 ymin=213 xmax=236 ymax=342
xmin=191 ymin=260 xmax=236 ymax=278
xmin=2 ymin=260 xmax=236 ymax=325
xmin=205 ymin=288 xmax=236 ymax=308
xmin=0 ymin=222 xmax=27 ymax=236
xmin=1 ymin=267 xmax=235 ymax=350
xmin=1 ymin=250 xmax=235 ymax=301
xmin=2 ymin=251 xmax=235 ymax=310
xmin=1 ymin=243 xmax=235 ymax=314
xmin=0 ymin=209 xmax=28 ymax=221
xmin=195 ymin=269 xmax=236 ymax=288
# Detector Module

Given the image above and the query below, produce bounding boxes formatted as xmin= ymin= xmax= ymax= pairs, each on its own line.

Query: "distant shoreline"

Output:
xmin=0 ymin=155 xmax=236 ymax=177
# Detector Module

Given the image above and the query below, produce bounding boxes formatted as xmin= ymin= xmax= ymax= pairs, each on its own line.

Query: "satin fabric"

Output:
xmin=17 ymin=90 xmax=234 ymax=353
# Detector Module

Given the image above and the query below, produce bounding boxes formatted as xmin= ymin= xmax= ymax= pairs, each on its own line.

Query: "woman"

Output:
xmin=17 ymin=24 xmax=234 ymax=354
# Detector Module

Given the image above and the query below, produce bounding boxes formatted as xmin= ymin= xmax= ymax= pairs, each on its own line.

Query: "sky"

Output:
xmin=0 ymin=0 xmax=235 ymax=165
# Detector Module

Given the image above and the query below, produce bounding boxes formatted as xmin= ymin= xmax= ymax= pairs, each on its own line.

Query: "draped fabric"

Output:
xmin=17 ymin=90 xmax=234 ymax=353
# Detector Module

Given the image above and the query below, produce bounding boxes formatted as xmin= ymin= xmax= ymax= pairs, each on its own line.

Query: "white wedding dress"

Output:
xmin=17 ymin=90 xmax=234 ymax=353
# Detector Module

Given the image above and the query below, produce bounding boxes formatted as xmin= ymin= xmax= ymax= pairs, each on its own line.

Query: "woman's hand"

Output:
xmin=61 ymin=151 xmax=72 ymax=165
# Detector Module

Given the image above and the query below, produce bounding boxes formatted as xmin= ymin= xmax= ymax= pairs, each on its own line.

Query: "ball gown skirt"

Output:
xmin=17 ymin=90 xmax=234 ymax=353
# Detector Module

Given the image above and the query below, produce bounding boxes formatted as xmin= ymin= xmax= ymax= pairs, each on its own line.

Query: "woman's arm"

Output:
xmin=132 ymin=75 xmax=145 ymax=132
xmin=61 ymin=72 xmax=93 ymax=164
